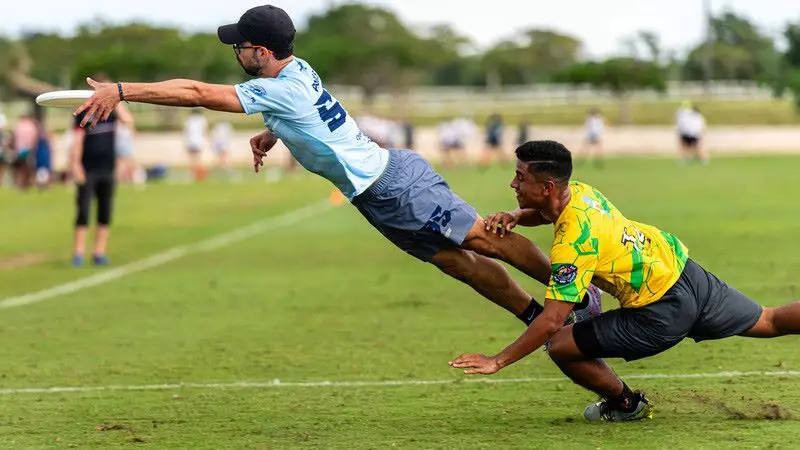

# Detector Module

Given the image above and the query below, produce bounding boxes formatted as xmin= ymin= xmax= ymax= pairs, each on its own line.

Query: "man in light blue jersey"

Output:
xmin=74 ymin=5 xmax=600 ymax=328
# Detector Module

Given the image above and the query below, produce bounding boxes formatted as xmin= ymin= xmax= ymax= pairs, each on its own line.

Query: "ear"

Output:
xmin=543 ymin=179 xmax=557 ymax=195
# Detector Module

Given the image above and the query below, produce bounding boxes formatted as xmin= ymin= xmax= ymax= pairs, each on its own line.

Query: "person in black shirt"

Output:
xmin=71 ymin=90 xmax=133 ymax=267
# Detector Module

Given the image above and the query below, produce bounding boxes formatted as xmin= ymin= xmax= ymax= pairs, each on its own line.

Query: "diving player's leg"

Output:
xmin=352 ymin=149 xmax=600 ymax=324
xmin=682 ymin=259 xmax=800 ymax=339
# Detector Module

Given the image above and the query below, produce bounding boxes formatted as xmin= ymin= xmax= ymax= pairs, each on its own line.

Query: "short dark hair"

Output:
xmin=272 ymin=45 xmax=293 ymax=60
xmin=515 ymin=140 xmax=572 ymax=185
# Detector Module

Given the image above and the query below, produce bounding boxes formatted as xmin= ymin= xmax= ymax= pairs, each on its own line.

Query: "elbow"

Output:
xmin=543 ymin=319 xmax=563 ymax=337
xmin=190 ymin=82 xmax=210 ymax=107
xmin=538 ymin=315 xmax=565 ymax=338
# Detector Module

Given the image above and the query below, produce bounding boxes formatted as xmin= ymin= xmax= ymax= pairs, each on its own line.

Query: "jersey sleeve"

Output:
xmin=234 ymin=78 xmax=296 ymax=116
xmin=545 ymin=216 xmax=600 ymax=303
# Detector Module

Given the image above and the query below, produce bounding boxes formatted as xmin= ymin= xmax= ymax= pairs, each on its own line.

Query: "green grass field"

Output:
xmin=1 ymin=156 xmax=799 ymax=449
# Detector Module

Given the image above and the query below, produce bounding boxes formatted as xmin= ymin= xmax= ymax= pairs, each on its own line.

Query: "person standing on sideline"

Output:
xmin=114 ymin=105 xmax=137 ymax=183
xmin=579 ymin=109 xmax=606 ymax=167
xmin=184 ymin=109 xmax=208 ymax=181
xmin=71 ymin=77 xmax=135 ymax=267
xmin=677 ymin=106 xmax=708 ymax=165
xmin=480 ymin=113 xmax=505 ymax=167
xmin=211 ymin=120 xmax=236 ymax=179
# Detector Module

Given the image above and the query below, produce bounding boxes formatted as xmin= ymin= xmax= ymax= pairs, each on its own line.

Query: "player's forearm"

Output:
xmin=493 ymin=315 xmax=562 ymax=369
xmin=119 ymin=80 xmax=210 ymax=107
xmin=515 ymin=208 xmax=551 ymax=227
xmin=119 ymin=79 xmax=243 ymax=113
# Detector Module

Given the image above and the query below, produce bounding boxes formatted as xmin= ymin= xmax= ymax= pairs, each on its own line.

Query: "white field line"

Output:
xmin=0 ymin=200 xmax=334 ymax=310
xmin=1 ymin=370 xmax=798 ymax=395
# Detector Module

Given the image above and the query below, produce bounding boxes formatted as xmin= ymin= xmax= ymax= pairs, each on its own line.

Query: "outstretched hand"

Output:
xmin=448 ymin=353 xmax=502 ymax=375
xmin=484 ymin=210 xmax=520 ymax=237
xmin=74 ymin=77 xmax=120 ymax=128
xmin=250 ymin=130 xmax=278 ymax=173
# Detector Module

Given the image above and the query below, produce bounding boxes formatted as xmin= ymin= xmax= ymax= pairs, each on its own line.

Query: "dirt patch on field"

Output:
xmin=690 ymin=393 xmax=794 ymax=421
xmin=0 ymin=253 xmax=50 ymax=270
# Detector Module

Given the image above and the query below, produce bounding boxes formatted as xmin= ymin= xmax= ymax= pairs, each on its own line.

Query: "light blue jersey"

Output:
xmin=234 ymin=57 xmax=389 ymax=199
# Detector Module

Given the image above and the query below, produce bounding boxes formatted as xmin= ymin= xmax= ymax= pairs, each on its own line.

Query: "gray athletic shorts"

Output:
xmin=573 ymin=258 xmax=763 ymax=361
xmin=352 ymin=149 xmax=477 ymax=262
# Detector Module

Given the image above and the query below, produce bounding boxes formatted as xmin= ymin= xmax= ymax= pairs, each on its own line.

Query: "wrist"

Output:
xmin=117 ymin=82 xmax=128 ymax=103
xmin=492 ymin=353 xmax=510 ymax=369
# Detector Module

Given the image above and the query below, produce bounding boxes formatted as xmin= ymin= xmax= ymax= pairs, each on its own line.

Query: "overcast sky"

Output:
xmin=0 ymin=0 xmax=794 ymax=58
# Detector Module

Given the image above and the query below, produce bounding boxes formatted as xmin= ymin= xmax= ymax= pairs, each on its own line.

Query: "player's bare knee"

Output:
xmin=462 ymin=232 xmax=503 ymax=260
xmin=545 ymin=328 xmax=570 ymax=361
xmin=431 ymin=249 xmax=479 ymax=282
xmin=548 ymin=326 xmax=587 ymax=363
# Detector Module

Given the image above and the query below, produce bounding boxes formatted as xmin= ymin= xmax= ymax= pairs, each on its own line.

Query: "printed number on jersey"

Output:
xmin=315 ymin=89 xmax=347 ymax=132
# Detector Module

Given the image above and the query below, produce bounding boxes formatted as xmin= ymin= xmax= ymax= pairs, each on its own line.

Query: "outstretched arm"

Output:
xmin=120 ymin=79 xmax=243 ymax=112
xmin=448 ymin=299 xmax=575 ymax=374
xmin=75 ymin=77 xmax=244 ymax=127
xmin=484 ymin=208 xmax=552 ymax=237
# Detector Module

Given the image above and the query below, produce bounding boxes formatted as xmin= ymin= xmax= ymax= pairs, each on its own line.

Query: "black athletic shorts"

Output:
xmin=680 ymin=134 xmax=700 ymax=147
xmin=573 ymin=258 xmax=763 ymax=361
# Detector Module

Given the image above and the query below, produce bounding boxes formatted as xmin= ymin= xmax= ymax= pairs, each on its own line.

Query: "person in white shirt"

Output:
xmin=211 ymin=120 xmax=236 ymax=178
xmin=579 ymin=109 xmax=606 ymax=167
xmin=184 ymin=109 xmax=208 ymax=181
xmin=676 ymin=105 xmax=708 ymax=165
xmin=438 ymin=118 xmax=471 ymax=169
xmin=114 ymin=104 xmax=137 ymax=183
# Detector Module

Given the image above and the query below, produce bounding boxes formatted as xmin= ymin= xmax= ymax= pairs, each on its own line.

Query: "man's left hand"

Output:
xmin=75 ymin=77 xmax=121 ymax=128
xmin=448 ymin=353 xmax=502 ymax=375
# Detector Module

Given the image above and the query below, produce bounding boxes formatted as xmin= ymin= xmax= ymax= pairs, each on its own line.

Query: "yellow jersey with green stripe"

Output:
xmin=545 ymin=181 xmax=689 ymax=308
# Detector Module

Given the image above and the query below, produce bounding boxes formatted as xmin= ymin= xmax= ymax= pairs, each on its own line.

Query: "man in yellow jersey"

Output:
xmin=448 ymin=140 xmax=800 ymax=422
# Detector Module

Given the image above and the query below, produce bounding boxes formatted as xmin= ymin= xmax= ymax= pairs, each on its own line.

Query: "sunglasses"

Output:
xmin=232 ymin=44 xmax=269 ymax=55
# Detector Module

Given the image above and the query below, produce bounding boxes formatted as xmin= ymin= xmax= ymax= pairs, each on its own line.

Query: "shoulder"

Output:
xmin=238 ymin=68 xmax=310 ymax=99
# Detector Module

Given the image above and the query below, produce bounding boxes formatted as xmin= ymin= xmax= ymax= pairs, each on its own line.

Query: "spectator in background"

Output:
xmin=11 ymin=114 xmax=39 ymax=189
xmin=211 ymin=120 xmax=236 ymax=179
xmin=517 ymin=118 xmax=531 ymax=147
xmin=676 ymin=100 xmax=694 ymax=162
xmin=34 ymin=122 xmax=54 ymax=189
xmin=481 ymin=113 xmax=504 ymax=166
xmin=0 ymin=108 xmax=8 ymax=187
xmin=437 ymin=119 xmax=464 ymax=169
xmin=402 ymin=119 xmax=414 ymax=151
xmin=184 ymin=109 xmax=208 ymax=181
xmin=578 ymin=108 xmax=606 ymax=168
xmin=71 ymin=83 xmax=135 ymax=267
xmin=114 ymin=105 xmax=137 ymax=183
xmin=437 ymin=116 xmax=476 ymax=169
xmin=676 ymin=104 xmax=708 ymax=166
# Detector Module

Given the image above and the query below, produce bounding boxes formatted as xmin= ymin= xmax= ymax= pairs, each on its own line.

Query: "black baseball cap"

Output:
xmin=218 ymin=5 xmax=296 ymax=54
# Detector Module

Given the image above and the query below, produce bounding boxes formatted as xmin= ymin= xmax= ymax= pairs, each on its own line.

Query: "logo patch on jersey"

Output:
xmin=240 ymin=84 xmax=266 ymax=104
xmin=249 ymin=85 xmax=267 ymax=98
xmin=552 ymin=264 xmax=578 ymax=285
xmin=582 ymin=195 xmax=609 ymax=216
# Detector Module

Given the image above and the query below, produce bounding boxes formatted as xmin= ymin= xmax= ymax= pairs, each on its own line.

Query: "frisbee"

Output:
xmin=35 ymin=90 xmax=94 ymax=108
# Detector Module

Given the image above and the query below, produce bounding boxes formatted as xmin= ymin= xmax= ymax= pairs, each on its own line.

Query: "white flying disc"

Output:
xmin=35 ymin=90 xmax=94 ymax=108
